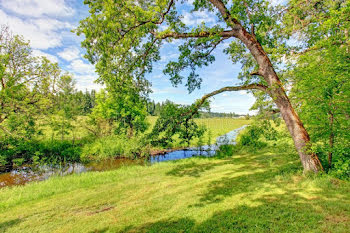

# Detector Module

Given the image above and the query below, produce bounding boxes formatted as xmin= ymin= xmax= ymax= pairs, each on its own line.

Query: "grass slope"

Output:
xmin=0 ymin=146 xmax=349 ymax=232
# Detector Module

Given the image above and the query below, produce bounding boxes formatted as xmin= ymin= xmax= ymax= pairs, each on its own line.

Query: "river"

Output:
xmin=0 ymin=125 xmax=247 ymax=188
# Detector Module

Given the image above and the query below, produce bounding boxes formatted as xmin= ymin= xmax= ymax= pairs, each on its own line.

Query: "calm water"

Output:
xmin=0 ymin=126 xmax=247 ymax=188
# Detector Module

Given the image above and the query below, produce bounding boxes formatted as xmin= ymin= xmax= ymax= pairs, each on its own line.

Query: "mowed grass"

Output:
xmin=1 ymin=145 xmax=349 ymax=232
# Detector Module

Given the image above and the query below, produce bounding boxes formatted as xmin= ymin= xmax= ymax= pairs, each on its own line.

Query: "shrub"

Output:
xmin=0 ymin=138 xmax=82 ymax=171
xmin=215 ymin=144 xmax=239 ymax=157
xmin=236 ymin=125 xmax=267 ymax=149
xmin=81 ymin=135 xmax=149 ymax=162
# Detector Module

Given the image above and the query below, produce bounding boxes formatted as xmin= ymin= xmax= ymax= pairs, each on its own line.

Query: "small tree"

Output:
xmin=90 ymin=85 xmax=149 ymax=137
xmin=50 ymin=74 xmax=79 ymax=141
xmin=0 ymin=26 xmax=61 ymax=139
xmin=150 ymin=101 xmax=205 ymax=147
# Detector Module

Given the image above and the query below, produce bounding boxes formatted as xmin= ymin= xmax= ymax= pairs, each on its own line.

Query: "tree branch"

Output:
xmin=152 ymin=30 xmax=235 ymax=39
xmin=184 ymin=83 xmax=267 ymax=119
xmin=156 ymin=0 xmax=174 ymax=25
xmin=208 ymin=0 xmax=241 ymax=31
xmin=197 ymin=83 xmax=267 ymax=107
xmin=250 ymin=70 xmax=262 ymax=76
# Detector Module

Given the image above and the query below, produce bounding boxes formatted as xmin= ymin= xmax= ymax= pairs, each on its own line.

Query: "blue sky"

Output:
xmin=0 ymin=0 xmax=280 ymax=114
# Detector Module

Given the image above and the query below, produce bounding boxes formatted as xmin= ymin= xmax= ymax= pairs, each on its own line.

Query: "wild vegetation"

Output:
xmin=1 ymin=137 xmax=349 ymax=232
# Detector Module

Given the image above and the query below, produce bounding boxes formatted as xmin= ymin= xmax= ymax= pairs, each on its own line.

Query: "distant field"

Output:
xmin=148 ymin=116 xmax=251 ymax=145
xmin=195 ymin=118 xmax=250 ymax=144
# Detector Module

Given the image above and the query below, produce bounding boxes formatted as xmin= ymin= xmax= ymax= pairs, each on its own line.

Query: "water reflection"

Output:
xmin=0 ymin=126 xmax=247 ymax=188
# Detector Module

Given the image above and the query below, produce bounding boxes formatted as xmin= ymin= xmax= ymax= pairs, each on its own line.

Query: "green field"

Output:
xmin=148 ymin=116 xmax=251 ymax=146
xmin=1 ymin=144 xmax=349 ymax=232
xmin=37 ymin=116 xmax=250 ymax=144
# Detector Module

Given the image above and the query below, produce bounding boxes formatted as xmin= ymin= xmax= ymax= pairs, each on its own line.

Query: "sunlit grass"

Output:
xmin=1 ymin=145 xmax=349 ymax=232
xmin=147 ymin=116 xmax=251 ymax=146
xmin=36 ymin=116 xmax=250 ymax=144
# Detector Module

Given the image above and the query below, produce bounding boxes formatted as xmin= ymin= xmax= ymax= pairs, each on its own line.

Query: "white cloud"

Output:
xmin=238 ymin=90 xmax=249 ymax=95
xmin=69 ymin=59 xmax=95 ymax=74
xmin=181 ymin=11 xmax=216 ymax=26
xmin=0 ymin=9 xmax=71 ymax=49
xmin=32 ymin=50 xmax=58 ymax=63
xmin=0 ymin=0 xmax=74 ymax=18
xmin=58 ymin=47 xmax=81 ymax=61
xmin=160 ymin=52 xmax=179 ymax=62
xmin=74 ymin=74 xmax=102 ymax=91
xmin=269 ymin=0 xmax=287 ymax=6
xmin=151 ymin=87 xmax=186 ymax=95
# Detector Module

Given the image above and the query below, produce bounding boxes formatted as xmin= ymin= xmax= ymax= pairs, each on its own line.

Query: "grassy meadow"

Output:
xmin=1 ymin=142 xmax=349 ymax=232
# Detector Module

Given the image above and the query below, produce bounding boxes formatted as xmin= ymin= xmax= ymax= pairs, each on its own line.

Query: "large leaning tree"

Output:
xmin=77 ymin=0 xmax=324 ymax=172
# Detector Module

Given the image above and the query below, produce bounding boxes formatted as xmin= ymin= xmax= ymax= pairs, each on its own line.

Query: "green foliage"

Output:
xmin=237 ymin=120 xmax=279 ymax=150
xmin=0 ymin=26 xmax=85 ymax=141
xmin=0 ymin=138 xmax=81 ymax=171
xmin=215 ymin=144 xmax=239 ymax=158
xmin=289 ymin=45 xmax=349 ymax=173
xmin=283 ymin=0 xmax=349 ymax=49
xmin=90 ymin=87 xmax=149 ymax=137
xmin=149 ymin=101 xmax=206 ymax=147
xmin=311 ymin=143 xmax=350 ymax=180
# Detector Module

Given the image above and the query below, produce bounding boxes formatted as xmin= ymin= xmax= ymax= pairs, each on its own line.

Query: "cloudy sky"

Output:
xmin=0 ymin=0 xmax=267 ymax=114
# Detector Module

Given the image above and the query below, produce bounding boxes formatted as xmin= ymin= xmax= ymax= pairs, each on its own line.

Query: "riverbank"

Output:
xmin=1 ymin=144 xmax=349 ymax=232
xmin=0 ymin=126 xmax=247 ymax=188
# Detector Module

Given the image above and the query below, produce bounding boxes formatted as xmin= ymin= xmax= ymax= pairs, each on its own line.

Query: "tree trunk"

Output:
xmin=207 ymin=0 xmax=323 ymax=172
xmin=236 ymin=27 xmax=323 ymax=172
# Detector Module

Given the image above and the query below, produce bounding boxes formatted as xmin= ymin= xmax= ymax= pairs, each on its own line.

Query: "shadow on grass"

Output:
xmin=87 ymin=148 xmax=350 ymax=233
xmin=164 ymin=152 xmax=256 ymax=178
xmin=195 ymin=162 xmax=300 ymax=206
xmin=166 ymin=162 xmax=217 ymax=177
xmin=117 ymin=188 xmax=349 ymax=233
xmin=0 ymin=219 xmax=22 ymax=232
xmin=165 ymin=158 xmax=236 ymax=178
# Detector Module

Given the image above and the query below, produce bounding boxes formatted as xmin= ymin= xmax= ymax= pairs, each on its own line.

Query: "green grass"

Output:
xmin=147 ymin=116 xmax=251 ymax=146
xmin=36 ymin=116 xmax=250 ymax=144
xmin=1 ymin=144 xmax=349 ymax=232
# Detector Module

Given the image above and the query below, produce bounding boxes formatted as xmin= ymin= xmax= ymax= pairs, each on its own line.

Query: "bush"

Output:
xmin=317 ymin=145 xmax=350 ymax=180
xmin=215 ymin=144 xmax=240 ymax=157
xmin=81 ymin=135 xmax=149 ymax=162
xmin=236 ymin=125 xmax=267 ymax=150
xmin=236 ymin=120 xmax=280 ymax=150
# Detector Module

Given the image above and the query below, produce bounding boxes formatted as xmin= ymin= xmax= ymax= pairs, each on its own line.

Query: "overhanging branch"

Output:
xmin=184 ymin=83 xmax=268 ymax=119
xmin=152 ymin=30 xmax=235 ymax=39
xmin=196 ymin=83 xmax=267 ymax=108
